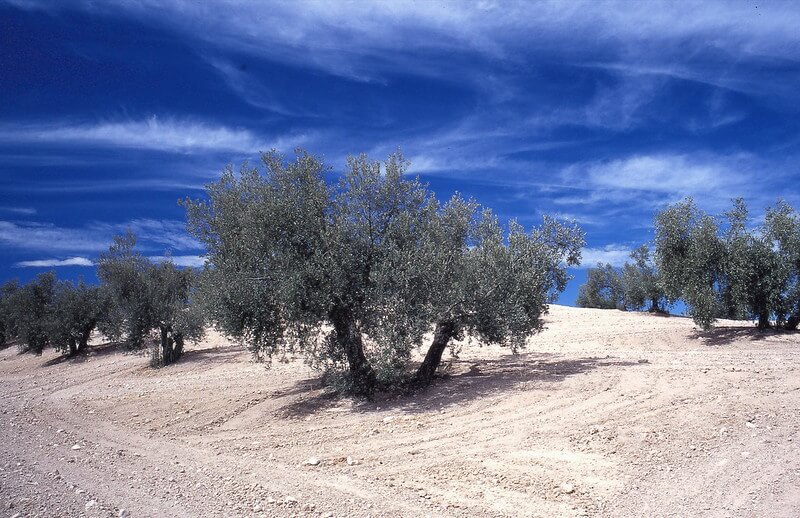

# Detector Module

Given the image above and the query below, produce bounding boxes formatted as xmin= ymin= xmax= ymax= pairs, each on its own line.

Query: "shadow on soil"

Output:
xmin=693 ymin=326 xmax=798 ymax=347
xmin=42 ymin=341 xmax=125 ymax=367
xmin=178 ymin=345 xmax=248 ymax=366
xmin=277 ymin=353 xmax=644 ymax=418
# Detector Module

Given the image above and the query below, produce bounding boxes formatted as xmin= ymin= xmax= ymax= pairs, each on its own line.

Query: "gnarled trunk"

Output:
xmin=757 ymin=309 xmax=771 ymax=330
xmin=68 ymin=338 xmax=78 ymax=356
xmin=786 ymin=313 xmax=800 ymax=331
xmin=414 ymin=320 xmax=457 ymax=386
xmin=329 ymin=305 xmax=376 ymax=396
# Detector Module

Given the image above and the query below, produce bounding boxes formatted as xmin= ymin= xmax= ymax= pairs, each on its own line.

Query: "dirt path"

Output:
xmin=2 ymin=305 xmax=800 ymax=517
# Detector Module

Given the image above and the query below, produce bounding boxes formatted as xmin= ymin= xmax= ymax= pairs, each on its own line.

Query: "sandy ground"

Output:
xmin=2 ymin=305 xmax=800 ymax=518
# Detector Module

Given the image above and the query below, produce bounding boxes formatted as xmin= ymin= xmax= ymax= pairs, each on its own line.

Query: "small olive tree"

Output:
xmin=6 ymin=272 xmax=56 ymax=354
xmin=764 ymin=200 xmax=800 ymax=329
xmin=655 ymin=197 xmax=794 ymax=330
xmin=621 ymin=245 xmax=666 ymax=312
xmin=46 ymin=280 xmax=105 ymax=356
xmin=0 ymin=280 xmax=21 ymax=347
xmin=654 ymin=198 xmax=725 ymax=329
xmin=98 ymin=233 xmax=205 ymax=366
xmin=185 ymin=149 xmax=584 ymax=395
xmin=576 ymin=263 xmax=624 ymax=310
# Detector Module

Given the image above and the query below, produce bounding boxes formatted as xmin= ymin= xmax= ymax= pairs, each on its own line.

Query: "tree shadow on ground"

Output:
xmin=277 ymin=353 xmax=644 ymax=418
xmin=42 ymin=341 xmax=125 ymax=367
xmin=692 ymin=326 xmax=797 ymax=347
xmin=177 ymin=345 xmax=248 ymax=366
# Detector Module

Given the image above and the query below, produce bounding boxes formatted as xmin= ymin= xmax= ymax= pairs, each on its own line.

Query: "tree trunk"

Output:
xmin=329 ymin=306 xmax=376 ymax=396
xmin=160 ymin=326 xmax=172 ymax=366
xmin=68 ymin=338 xmax=78 ymax=356
xmin=757 ymin=310 xmax=771 ymax=330
xmin=786 ymin=313 xmax=800 ymax=331
xmin=173 ymin=333 xmax=184 ymax=362
xmin=414 ymin=320 xmax=457 ymax=386
xmin=78 ymin=325 xmax=93 ymax=352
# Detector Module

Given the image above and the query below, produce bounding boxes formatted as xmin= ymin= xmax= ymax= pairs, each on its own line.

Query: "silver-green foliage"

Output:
xmin=46 ymin=279 xmax=105 ymax=356
xmin=5 ymin=272 xmax=56 ymax=354
xmin=98 ymin=232 xmax=205 ymax=366
xmin=576 ymin=263 xmax=624 ymax=310
xmin=655 ymin=198 xmax=794 ymax=330
xmin=622 ymin=245 xmax=666 ymax=312
xmin=185 ymin=149 xmax=584 ymax=392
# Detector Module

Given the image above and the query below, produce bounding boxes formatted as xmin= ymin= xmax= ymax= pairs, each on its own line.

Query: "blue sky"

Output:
xmin=1 ymin=1 xmax=799 ymax=306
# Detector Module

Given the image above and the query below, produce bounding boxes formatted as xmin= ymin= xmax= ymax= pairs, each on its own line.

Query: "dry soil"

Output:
xmin=2 ymin=305 xmax=800 ymax=517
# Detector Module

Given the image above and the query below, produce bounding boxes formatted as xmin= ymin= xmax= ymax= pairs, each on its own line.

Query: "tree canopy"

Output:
xmin=185 ymin=149 xmax=584 ymax=395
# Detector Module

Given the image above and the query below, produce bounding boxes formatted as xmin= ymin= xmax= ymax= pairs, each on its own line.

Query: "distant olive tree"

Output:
xmin=46 ymin=279 xmax=106 ymax=356
xmin=576 ymin=263 xmax=624 ymax=310
xmin=98 ymin=233 xmax=205 ymax=366
xmin=622 ymin=245 xmax=666 ymax=312
xmin=6 ymin=272 xmax=56 ymax=354
xmin=764 ymin=200 xmax=800 ymax=329
xmin=0 ymin=280 xmax=21 ymax=346
xmin=655 ymin=197 xmax=795 ymax=330
xmin=654 ymin=198 xmax=724 ymax=329
xmin=185 ymin=149 xmax=584 ymax=395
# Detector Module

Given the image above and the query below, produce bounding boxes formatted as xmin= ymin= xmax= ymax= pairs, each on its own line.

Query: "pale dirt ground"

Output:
xmin=2 ymin=305 xmax=800 ymax=518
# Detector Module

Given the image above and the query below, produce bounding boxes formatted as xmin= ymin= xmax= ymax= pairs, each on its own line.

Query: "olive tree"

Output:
xmin=655 ymin=197 xmax=792 ymax=330
xmin=46 ymin=280 xmax=105 ymax=356
xmin=576 ymin=263 xmax=624 ymax=310
xmin=0 ymin=280 xmax=21 ymax=346
xmin=412 ymin=208 xmax=583 ymax=385
xmin=654 ymin=198 xmax=724 ymax=329
xmin=621 ymin=245 xmax=666 ymax=312
xmin=764 ymin=200 xmax=800 ymax=329
xmin=185 ymin=149 xmax=584 ymax=395
xmin=6 ymin=272 xmax=56 ymax=354
xmin=98 ymin=233 xmax=205 ymax=366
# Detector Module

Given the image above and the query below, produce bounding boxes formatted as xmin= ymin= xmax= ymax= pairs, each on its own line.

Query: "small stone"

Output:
xmin=284 ymin=495 xmax=297 ymax=505
xmin=304 ymin=457 xmax=321 ymax=466
xmin=253 ymin=503 xmax=263 ymax=512
xmin=746 ymin=421 xmax=756 ymax=429
xmin=85 ymin=500 xmax=97 ymax=509
xmin=118 ymin=509 xmax=130 ymax=518
xmin=382 ymin=416 xmax=395 ymax=424
xmin=561 ymin=483 xmax=575 ymax=494
xmin=266 ymin=496 xmax=276 ymax=504
xmin=75 ymin=488 xmax=85 ymax=495
xmin=346 ymin=456 xmax=358 ymax=466
xmin=322 ymin=513 xmax=334 ymax=518
xmin=71 ymin=444 xmax=82 ymax=450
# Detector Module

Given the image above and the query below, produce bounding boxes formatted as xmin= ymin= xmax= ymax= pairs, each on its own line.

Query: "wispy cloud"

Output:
xmin=149 ymin=255 xmax=205 ymax=267
xmin=0 ymin=116 xmax=308 ymax=153
xmin=16 ymin=1 xmax=800 ymax=86
xmin=0 ymin=206 xmax=37 ymax=215
xmin=0 ymin=218 xmax=201 ymax=254
xmin=579 ymin=245 xmax=632 ymax=268
xmin=14 ymin=257 xmax=93 ymax=268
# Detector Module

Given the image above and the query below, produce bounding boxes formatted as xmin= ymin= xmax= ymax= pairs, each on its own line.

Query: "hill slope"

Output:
xmin=2 ymin=306 xmax=799 ymax=517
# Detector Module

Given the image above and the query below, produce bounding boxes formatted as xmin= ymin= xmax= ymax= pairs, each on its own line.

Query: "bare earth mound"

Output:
xmin=2 ymin=305 xmax=800 ymax=517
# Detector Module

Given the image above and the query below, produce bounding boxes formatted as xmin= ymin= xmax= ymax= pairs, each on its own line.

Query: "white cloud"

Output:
xmin=0 ymin=218 xmax=201 ymax=254
xmin=579 ymin=245 xmax=632 ymax=268
xmin=564 ymin=153 xmax=752 ymax=199
xmin=0 ymin=206 xmax=37 ymax=215
xmin=14 ymin=257 xmax=94 ymax=268
xmin=14 ymin=1 xmax=799 ymax=82
xmin=0 ymin=116 xmax=309 ymax=154
xmin=149 ymin=255 xmax=206 ymax=267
